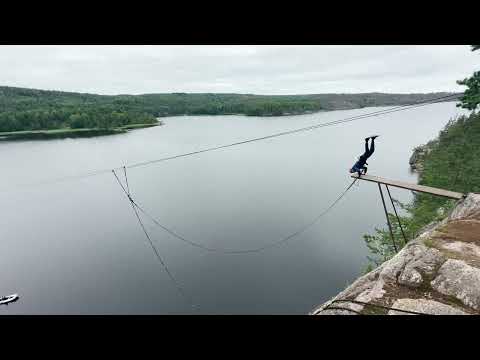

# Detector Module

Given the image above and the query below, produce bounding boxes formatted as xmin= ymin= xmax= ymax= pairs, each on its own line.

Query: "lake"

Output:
xmin=0 ymin=102 xmax=469 ymax=314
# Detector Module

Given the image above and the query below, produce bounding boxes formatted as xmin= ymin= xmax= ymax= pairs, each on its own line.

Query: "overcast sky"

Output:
xmin=0 ymin=45 xmax=478 ymax=95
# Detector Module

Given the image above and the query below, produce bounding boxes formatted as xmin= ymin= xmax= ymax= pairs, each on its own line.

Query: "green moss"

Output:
xmin=423 ymin=238 xmax=435 ymax=248
xmin=361 ymin=305 xmax=388 ymax=315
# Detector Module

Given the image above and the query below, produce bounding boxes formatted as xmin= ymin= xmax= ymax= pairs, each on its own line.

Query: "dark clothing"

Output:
xmin=351 ymin=138 xmax=375 ymax=174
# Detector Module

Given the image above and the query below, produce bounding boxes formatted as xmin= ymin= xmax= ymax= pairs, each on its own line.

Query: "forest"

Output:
xmin=0 ymin=86 xmax=457 ymax=133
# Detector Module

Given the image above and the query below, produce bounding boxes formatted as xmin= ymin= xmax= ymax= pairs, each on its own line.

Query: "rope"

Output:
xmin=321 ymin=299 xmax=430 ymax=315
xmin=15 ymin=93 xmax=460 ymax=189
xmin=124 ymin=94 xmax=460 ymax=170
xmin=112 ymin=169 xmax=197 ymax=311
xmin=321 ymin=306 xmax=363 ymax=315
xmin=112 ymin=170 xmax=129 ymax=197
xmin=123 ymin=166 xmax=130 ymax=195
xmin=129 ymin=177 xmax=358 ymax=254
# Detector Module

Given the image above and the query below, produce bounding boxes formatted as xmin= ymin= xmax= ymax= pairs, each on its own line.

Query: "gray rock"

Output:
xmin=355 ymin=278 xmax=386 ymax=304
xmin=313 ymin=299 xmax=364 ymax=315
xmin=398 ymin=268 xmax=423 ymax=287
xmin=439 ymin=241 xmax=480 ymax=259
xmin=431 ymin=259 xmax=480 ymax=310
xmin=403 ymin=246 xmax=445 ymax=277
xmin=409 ymin=146 xmax=426 ymax=171
xmin=309 ymin=267 xmax=384 ymax=315
xmin=448 ymin=193 xmax=480 ymax=221
xmin=437 ymin=207 xmax=446 ymax=217
xmin=316 ymin=308 xmax=360 ymax=315
xmin=388 ymin=298 xmax=467 ymax=315
xmin=380 ymin=242 xmax=445 ymax=288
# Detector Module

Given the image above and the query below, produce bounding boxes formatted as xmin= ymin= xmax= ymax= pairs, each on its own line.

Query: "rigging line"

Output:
xmin=26 ymin=93 xmax=458 ymax=189
xmin=123 ymin=166 xmax=130 ymax=195
xmin=129 ymin=199 xmax=197 ymax=311
xmin=321 ymin=306 xmax=364 ymax=315
xmin=123 ymin=93 xmax=461 ymax=170
xmin=112 ymin=170 xmax=197 ymax=310
xmin=329 ymin=299 xmax=430 ymax=315
xmin=120 ymin=95 xmax=458 ymax=168
xmin=16 ymin=168 xmax=113 ymax=189
xmin=130 ymin=178 xmax=358 ymax=254
xmin=112 ymin=169 xmax=129 ymax=199
xmin=10 ymin=93 xmax=461 ymax=189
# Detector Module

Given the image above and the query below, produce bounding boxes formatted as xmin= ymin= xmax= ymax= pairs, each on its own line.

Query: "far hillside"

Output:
xmin=0 ymin=86 xmax=458 ymax=133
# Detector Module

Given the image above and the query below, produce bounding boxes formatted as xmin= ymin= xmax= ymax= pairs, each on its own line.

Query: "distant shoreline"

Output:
xmin=0 ymin=122 xmax=161 ymax=141
xmin=0 ymin=96 xmax=459 ymax=142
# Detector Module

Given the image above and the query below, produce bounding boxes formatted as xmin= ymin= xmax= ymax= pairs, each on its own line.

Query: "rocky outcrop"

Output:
xmin=431 ymin=259 xmax=480 ymax=310
xmin=387 ymin=299 xmax=467 ymax=315
xmin=310 ymin=193 xmax=480 ymax=315
xmin=409 ymin=141 xmax=437 ymax=172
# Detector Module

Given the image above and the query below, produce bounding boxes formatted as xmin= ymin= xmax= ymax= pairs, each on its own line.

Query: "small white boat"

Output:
xmin=0 ymin=293 xmax=19 ymax=305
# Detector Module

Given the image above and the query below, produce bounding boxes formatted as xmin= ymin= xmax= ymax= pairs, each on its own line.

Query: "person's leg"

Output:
xmin=360 ymin=138 xmax=370 ymax=158
xmin=366 ymin=138 xmax=375 ymax=157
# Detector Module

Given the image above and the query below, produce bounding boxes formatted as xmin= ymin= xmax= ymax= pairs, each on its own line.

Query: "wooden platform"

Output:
xmin=351 ymin=174 xmax=465 ymax=200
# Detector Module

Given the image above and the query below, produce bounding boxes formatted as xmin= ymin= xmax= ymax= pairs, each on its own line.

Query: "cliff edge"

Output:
xmin=310 ymin=193 xmax=480 ymax=315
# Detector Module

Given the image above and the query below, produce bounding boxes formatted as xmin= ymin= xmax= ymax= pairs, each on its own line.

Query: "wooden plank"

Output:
xmin=351 ymin=173 xmax=465 ymax=200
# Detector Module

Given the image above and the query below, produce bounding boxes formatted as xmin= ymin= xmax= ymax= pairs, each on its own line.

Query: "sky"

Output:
xmin=0 ymin=45 xmax=478 ymax=95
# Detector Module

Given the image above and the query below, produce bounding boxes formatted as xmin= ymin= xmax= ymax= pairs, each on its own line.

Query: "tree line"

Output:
xmin=0 ymin=86 xmax=457 ymax=132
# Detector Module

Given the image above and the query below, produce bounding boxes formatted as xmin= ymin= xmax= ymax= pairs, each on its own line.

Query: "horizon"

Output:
xmin=0 ymin=84 xmax=461 ymax=97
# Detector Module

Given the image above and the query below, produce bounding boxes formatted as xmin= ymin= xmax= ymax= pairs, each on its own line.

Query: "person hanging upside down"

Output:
xmin=349 ymin=135 xmax=378 ymax=176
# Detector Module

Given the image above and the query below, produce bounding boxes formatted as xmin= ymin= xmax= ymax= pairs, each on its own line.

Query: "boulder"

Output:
xmin=431 ymin=259 xmax=480 ymax=310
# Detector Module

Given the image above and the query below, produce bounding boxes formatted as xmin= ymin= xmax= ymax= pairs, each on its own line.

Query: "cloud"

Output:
xmin=0 ymin=45 xmax=477 ymax=95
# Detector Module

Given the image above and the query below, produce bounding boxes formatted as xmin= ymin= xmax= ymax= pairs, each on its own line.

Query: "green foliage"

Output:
xmin=457 ymin=72 xmax=480 ymax=110
xmin=457 ymin=45 xmax=480 ymax=110
xmin=363 ymin=111 xmax=480 ymax=270
xmin=0 ymin=87 xmax=158 ymax=132
xmin=0 ymin=86 xmax=458 ymax=132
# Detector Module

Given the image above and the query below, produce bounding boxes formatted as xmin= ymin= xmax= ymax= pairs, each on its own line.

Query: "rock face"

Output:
xmin=409 ymin=141 xmax=436 ymax=172
xmin=310 ymin=193 xmax=480 ymax=315
xmin=387 ymin=299 xmax=467 ymax=315
xmin=431 ymin=259 xmax=480 ymax=310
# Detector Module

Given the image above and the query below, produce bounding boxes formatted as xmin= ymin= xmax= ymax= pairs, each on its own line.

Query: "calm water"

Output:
xmin=0 ymin=102 xmax=469 ymax=314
